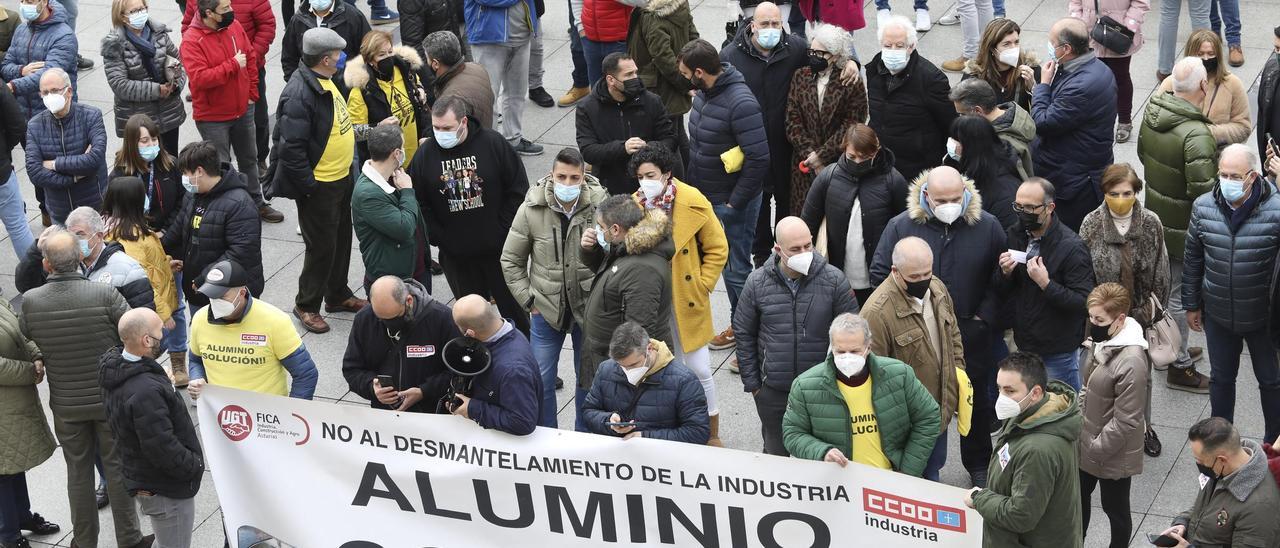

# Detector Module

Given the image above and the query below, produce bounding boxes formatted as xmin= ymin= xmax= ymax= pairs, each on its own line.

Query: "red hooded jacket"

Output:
xmin=181 ymin=0 xmax=276 ymax=69
xmin=180 ymin=16 xmax=260 ymax=122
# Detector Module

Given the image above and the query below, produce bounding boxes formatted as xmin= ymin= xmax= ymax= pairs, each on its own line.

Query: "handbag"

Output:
xmin=1089 ymin=0 xmax=1135 ymax=55
xmin=1144 ymin=292 xmax=1181 ymax=369
xmin=163 ymin=55 xmax=184 ymax=87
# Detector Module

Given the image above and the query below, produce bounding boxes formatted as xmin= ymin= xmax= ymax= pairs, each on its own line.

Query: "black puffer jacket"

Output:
xmin=109 ymin=161 xmax=185 ymax=233
xmin=280 ymin=1 xmax=371 ymax=82
xmin=944 ymin=141 xmax=1022 ymax=230
xmin=1257 ymin=53 xmax=1280 ymax=172
xmin=269 ymin=67 xmax=339 ymax=199
xmin=1183 ymin=180 xmax=1280 ymax=334
xmin=341 ymin=280 xmax=461 ymax=412
xmin=799 ymin=148 xmax=908 ymax=277
xmin=160 ymin=164 xmax=263 ymax=307
xmin=992 ymin=217 xmax=1096 ymax=354
xmin=575 ymin=78 xmax=677 ymax=195
xmin=865 ymin=50 xmax=955 ymax=181
xmin=732 ymin=252 xmax=859 ymax=393
xmin=400 ymin=0 xmax=460 ymax=61
xmin=99 ymin=348 xmax=203 ymax=499
xmin=720 ymin=26 xmax=807 ymax=194
xmin=579 ymin=208 xmax=675 ymax=388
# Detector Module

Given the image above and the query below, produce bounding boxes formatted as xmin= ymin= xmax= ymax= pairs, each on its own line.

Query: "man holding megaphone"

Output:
xmin=445 ymin=295 xmax=543 ymax=436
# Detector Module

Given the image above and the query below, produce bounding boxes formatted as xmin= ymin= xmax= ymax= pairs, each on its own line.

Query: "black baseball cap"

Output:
xmin=197 ymin=260 xmax=249 ymax=298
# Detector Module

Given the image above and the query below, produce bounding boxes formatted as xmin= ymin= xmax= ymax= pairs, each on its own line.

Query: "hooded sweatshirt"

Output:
xmin=990 ymin=102 xmax=1037 ymax=179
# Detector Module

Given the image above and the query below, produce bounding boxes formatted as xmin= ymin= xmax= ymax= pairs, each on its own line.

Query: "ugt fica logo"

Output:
xmin=219 ymin=405 xmax=254 ymax=442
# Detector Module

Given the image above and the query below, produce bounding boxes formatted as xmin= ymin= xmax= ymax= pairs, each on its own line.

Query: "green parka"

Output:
xmin=781 ymin=353 xmax=941 ymax=477
xmin=1137 ymin=91 xmax=1219 ymax=261
xmin=0 ymin=299 xmax=54 ymax=475
xmin=972 ymin=380 xmax=1083 ymax=548
xmin=626 ymin=0 xmax=699 ymax=117
xmin=500 ymin=173 xmax=608 ymax=333
xmin=351 ymin=164 xmax=431 ymax=281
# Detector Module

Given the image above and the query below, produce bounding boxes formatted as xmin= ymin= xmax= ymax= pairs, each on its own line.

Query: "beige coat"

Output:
xmin=861 ymin=276 xmax=964 ymax=432
xmin=1078 ymin=317 xmax=1149 ymax=479
xmin=0 ymin=299 xmax=54 ymax=475
xmin=1158 ymin=73 xmax=1252 ymax=146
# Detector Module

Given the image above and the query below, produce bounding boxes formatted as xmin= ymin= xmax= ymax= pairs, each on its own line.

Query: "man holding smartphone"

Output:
xmin=342 ymin=276 xmax=460 ymax=413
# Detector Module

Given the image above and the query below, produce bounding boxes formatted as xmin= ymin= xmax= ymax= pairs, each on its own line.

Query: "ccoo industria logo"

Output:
xmin=862 ymin=488 xmax=966 ymax=542
xmin=219 ymin=405 xmax=254 ymax=442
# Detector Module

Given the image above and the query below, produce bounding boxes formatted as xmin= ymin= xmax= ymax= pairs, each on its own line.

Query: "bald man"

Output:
xmin=24 ymin=67 xmax=108 ymax=224
xmin=870 ymin=166 xmax=1005 ymax=486
xmin=861 ymin=236 xmax=964 ymax=481
xmin=101 ymin=308 xmax=202 ymax=548
xmin=446 ymin=295 xmax=543 ymax=435
xmin=733 ymin=216 xmax=858 ymax=455
xmin=720 ymin=2 xmax=809 ymax=269
xmin=1032 ymin=17 xmax=1117 ymax=231
xmin=343 ymin=276 xmax=460 ymax=413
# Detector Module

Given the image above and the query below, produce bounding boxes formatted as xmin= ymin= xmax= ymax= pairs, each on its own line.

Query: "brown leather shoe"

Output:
xmin=259 ymin=205 xmax=285 ymax=223
xmin=709 ymin=327 xmax=735 ymax=350
xmin=1228 ymin=45 xmax=1244 ymax=67
xmin=325 ymin=297 xmax=368 ymax=314
xmin=941 ymin=56 xmax=968 ymax=72
xmin=293 ymin=307 xmax=330 ymax=333
xmin=128 ymin=534 xmax=155 ymax=548
xmin=1167 ymin=365 xmax=1210 ymax=394
xmin=40 ymin=210 xmax=50 ymax=227
xmin=1155 ymin=70 xmax=1170 ymax=83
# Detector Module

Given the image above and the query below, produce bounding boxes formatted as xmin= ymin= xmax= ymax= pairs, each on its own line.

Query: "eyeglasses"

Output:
xmin=125 ymin=6 xmax=147 ymax=15
xmin=1011 ymin=202 xmax=1048 ymax=214
xmin=807 ymin=49 xmax=833 ymax=59
xmin=39 ymin=86 xmax=67 ymax=97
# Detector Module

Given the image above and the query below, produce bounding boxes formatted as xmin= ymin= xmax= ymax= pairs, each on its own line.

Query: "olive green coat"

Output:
xmin=0 ymin=299 xmax=54 ymax=475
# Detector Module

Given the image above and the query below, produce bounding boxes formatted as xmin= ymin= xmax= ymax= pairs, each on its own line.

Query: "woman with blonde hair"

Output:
xmin=101 ymin=0 xmax=186 ymax=154
xmin=344 ymin=30 xmax=431 ymax=166
xmin=961 ymin=18 xmax=1039 ymax=111
xmin=1157 ymin=29 xmax=1251 ymax=146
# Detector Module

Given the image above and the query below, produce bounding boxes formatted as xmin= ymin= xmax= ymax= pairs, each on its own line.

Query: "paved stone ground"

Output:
xmin=5 ymin=0 xmax=1279 ymax=545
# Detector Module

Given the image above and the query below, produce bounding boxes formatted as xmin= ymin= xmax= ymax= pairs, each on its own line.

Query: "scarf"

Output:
xmin=123 ymin=25 xmax=165 ymax=84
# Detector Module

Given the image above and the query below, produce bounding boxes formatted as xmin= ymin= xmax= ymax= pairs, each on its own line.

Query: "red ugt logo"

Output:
xmin=219 ymin=405 xmax=254 ymax=442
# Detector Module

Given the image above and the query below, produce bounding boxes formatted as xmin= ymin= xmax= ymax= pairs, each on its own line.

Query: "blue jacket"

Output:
xmin=1183 ymin=180 xmax=1280 ymax=334
xmin=581 ymin=341 xmax=710 ymax=444
xmin=1030 ymin=54 xmax=1116 ymax=205
xmin=463 ymin=0 xmax=539 ymax=45
xmin=0 ymin=0 xmax=78 ymax=117
xmin=469 ymin=322 xmax=543 ymax=436
xmin=686 ymin=64 xmax=769 ymax=209
xmin=24 ymin=103 xmax=108 ymax=224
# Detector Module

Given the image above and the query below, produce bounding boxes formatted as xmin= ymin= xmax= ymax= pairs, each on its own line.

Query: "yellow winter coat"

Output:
xmin=112 ymin=232 xmax=177 ymax=322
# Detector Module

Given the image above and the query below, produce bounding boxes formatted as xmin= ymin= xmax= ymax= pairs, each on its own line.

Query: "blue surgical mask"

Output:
xmin=881 ymin=48 xmax=909 ymax=72
xmin=434 ymin=128 xmax=460 ymax=149
xmin=553 ymin=182 xmax=581 ymax=203
xmin=756 ymin=27 xmax=782 ymax=49
xmin=596 ymin=224 xmax=611 ymax=251
xmin=139 ymin=144 xmax=160 ymax=162
xmin=19 ymin=3 xmax=39 ymax=21
xmin=310 ymin=0 xmax=332 ymax=11
xmin=1219 ymin=176 xmax=1247 ymax=202
xmin=181 ymin=174 xmax=198 ymax=194
xmin=127 ymin=10 xmax=149 ymax=29
xmin=78 ymin=237 xmax=91 ymax=258
xmin=1045 ymin=41 xmax=1059 ymax=63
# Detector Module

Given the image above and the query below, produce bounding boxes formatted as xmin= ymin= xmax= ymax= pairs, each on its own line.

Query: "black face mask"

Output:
xmin=1201 ymin=56 xmax=1219 ymax=74
xmin=376 ymin=57 xmax=396 ymax=79
xmin=1089 ymin=322 xmax=1113 ymax=342
xmin=215 ymin=9 xmax=234 ymax=28
xmin=147 ymin=335 xmax=165 ymax=360
xmin=687 ymin=74 xmax=704 ymax=92
xmin=808 ymin=54 xmax=829 ymax=72
xmin=1196 ymin=457 xmax=1223 ymax=480
xmin=842 ymin=153 xmax=874 ymax=176
xmin=1018 ymin=210 xmax=1044 ymax=232
xmin=622 ymin=77 xmax=645 ymax=100
xmin=903 ymin=276 xmax=931 ymax=300
xmin=382 ymin=300 xmax=413 ymax=333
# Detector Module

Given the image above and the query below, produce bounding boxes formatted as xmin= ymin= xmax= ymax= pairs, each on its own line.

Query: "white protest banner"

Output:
xmin=197 ymin=385 xmax=984 ymax=548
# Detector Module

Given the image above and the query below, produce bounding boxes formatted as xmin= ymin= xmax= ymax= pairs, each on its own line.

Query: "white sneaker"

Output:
xmin=937 ymin=13 xmax=959 ymax=25
xmin=877 ymin=9 xmax=890 ymax=27
xmin=916 ymin=9 xmax=932 ymax=31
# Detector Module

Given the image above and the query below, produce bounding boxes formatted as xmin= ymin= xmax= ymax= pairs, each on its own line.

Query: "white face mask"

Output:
xmin=994 ymin=390 xmax=1033 ymax=420
xmin=785 ymin=251 xmax=814 ymax=276
xmin=209 ymin=292 xmax=241 ymax=319
xmin=933 ymin=202 xmax=963 ymax=225
xmin=997 ymin=46 xmax=1020 ymax=67
xmin=623 ymin=364 xmax=648 ymax=385
xmin=42 ymin=92 xmax=66 ymax=114
xmin=833 ymin=352 xmax=866 ymax=377
xmin=638 ymin=178 xmax=665 ymax=202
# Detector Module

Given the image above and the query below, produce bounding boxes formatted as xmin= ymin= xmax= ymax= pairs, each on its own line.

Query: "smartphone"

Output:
xmin=605 ymin=421 xmax=635 ymax=427
xmin=1146 ymin=533 xmax=1178 ymax=547
xmin=375 ymin=375 xmax=396 ymax=391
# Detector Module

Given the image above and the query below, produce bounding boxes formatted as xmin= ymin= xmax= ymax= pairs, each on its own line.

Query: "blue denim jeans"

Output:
xmin=161 ymin=273 xmax=189 ymax=353
xmin=1203 ymin=316 xmax=1280 ymax=442
xmin=1040 ymin=351 xmax=1081 ymax=393
xmin=530 ymin=312 xmax=583 ymax=430
xmin=923 ymin=432 xmax=947 ymax=481
xmin=568 ymin=1 xmax=588 ymax=88
xmin=992 ymin=0 xmax=1003 ymax=16
xmin=874 ymin=0 xmax=928 ymax=10
xmin=0 ymin=171 xmax=33 ymax=257
xmin=581 ymin=39 xmax=627 ymax=89
xmin=1158 ymin=0 xmax=1211 ymax=73
xmin=711 ymin=194 xmax=762 ymax=315
xmin=1208 ymin=0 xmax=1241 ymax=47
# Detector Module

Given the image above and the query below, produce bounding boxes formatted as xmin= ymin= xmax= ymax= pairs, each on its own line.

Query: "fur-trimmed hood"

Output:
xmin=643 ymin=0 xmax=686 ymax=17
xmin=906 ymin=169 xmax=985 ymax=226
xmin=343 ymin=45 xmax=424 ymax=89
xmin=622 ymin=207 xmax=673 ymax=255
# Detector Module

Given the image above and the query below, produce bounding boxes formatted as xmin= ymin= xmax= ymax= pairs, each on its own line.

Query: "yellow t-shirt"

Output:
xmin=346 ymin=66 xmax=419 ymax=168
xmin=314 ymin=77 xmax=355 ymax=182
xmin=190 ymin=298 xmax=304 ymax=396
xmin=838 ymin=378 xmax=893 ymax=469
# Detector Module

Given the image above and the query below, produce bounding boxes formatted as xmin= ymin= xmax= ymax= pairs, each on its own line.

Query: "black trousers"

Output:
xmin=958 ymin=318 xmax=996 ymax=475
xmin=751 ymin=188 xmax=790 ymax=267
xmin=1079 ymin=470 xmax=1132 ymax=548
xmin=161 ymin=127 xmax=180 ymax=158
xmin=753 ymin=384 xmax=790 ymax=456
xmin=296 ymin=175 xmax=356 ymax=312
xmin=439 ymin=250 xmax=530 ymax=337
xmin=256 ymin=67 xmax=270 ymax=163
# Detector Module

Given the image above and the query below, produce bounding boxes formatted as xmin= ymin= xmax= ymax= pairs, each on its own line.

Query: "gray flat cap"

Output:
xmin=302 ymin=27 xmax=346 ymax=56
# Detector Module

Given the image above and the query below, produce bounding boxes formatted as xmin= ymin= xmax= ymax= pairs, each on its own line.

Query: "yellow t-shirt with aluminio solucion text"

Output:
xmin=190 ymin=298 xmax=304 ymax=396
xmin=838 ymin=378 xmax=893 ymax=469
xmin=314 ymin=77 xmax=356 ymax=182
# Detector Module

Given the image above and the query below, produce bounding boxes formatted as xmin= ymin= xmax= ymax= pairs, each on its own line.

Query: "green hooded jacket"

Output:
xmin=1137 ymin=91 xmax=1219 ymax=261
xmin=973 ymin=380 xmax=1083 ymax=548
xmin=782 ymin=353 xmax=940 ymax=477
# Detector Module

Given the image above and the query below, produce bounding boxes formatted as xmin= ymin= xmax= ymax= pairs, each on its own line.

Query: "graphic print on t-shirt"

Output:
xmin=440 ymin=156 xmax=485 ymax=212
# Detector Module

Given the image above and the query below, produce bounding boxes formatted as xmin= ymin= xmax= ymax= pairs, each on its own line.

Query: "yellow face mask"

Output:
xmin=1105 ymin=196 xmax=1136 ymax=216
